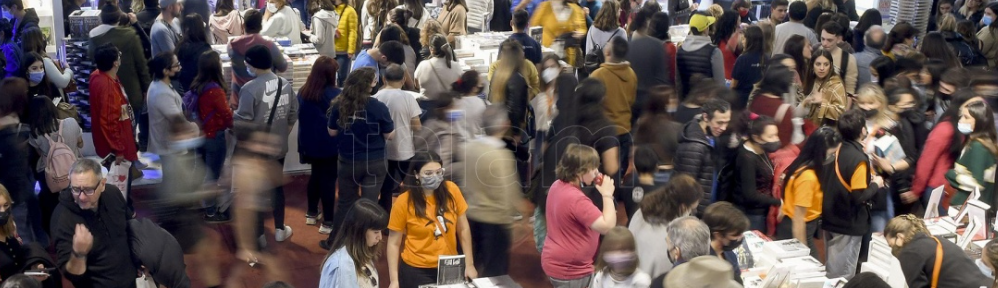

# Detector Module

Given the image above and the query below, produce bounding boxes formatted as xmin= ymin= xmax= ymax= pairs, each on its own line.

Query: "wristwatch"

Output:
xmin=71 ymin=251 xmax=87 ymax=259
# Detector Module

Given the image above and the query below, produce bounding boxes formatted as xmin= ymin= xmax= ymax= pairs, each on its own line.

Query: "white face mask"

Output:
xmin=267 ymin=2 xmax=279 ymax=13
xmin=542 ymin=67 xmax=559 ymax=83
xmin=958 ymin=122 xmax=974 ymax=135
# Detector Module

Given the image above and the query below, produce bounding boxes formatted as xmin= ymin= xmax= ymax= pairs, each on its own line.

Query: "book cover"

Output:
xmin=437 ymin=255 xmax=467 ymax=285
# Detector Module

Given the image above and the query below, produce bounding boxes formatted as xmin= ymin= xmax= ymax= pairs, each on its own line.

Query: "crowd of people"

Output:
xmin=2 ymin=0 xmax=998 ymax=287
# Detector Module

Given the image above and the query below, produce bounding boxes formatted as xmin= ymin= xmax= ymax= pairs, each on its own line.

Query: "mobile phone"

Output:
xmin=593 ymin=172 xmax=604 ymax=186
xmin=100 ymin=152 xmax=116 ymax=168
xmin=23 ymin=270 xmax=50 ymax=277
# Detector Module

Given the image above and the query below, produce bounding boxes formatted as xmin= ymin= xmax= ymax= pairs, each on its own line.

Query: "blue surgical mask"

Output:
xmin=958 ymin=122 xmax=974 ymax=135
xmin=246 ymin=67 xmax=256 ymax=77
xmin=28 ymin=71 xmax=44 ymax=84
xmin=985 ymin=15 xmax=994 ymax=26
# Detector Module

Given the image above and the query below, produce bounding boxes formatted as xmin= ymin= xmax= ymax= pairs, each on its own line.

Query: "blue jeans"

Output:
xmin=747 ymin=213 xmax=767 ymax=232
xmin=336 ymin=53 xmax=352 ymax=87
xmin=199 ymin=132 xmax=228 ymax=215
xmin=870 ymin=195 xmax=895 ymax=233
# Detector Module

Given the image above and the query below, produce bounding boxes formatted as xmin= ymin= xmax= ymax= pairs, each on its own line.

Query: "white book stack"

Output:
xmin=860 ymin=234 xmax=908 ymax=288
xmin=924 ymin=217 xmax=959 ymax=243
xmin=780 ymin=256 xmax=827 ymax=280
xmin=762 ymin=239 xmax=811 ymax=261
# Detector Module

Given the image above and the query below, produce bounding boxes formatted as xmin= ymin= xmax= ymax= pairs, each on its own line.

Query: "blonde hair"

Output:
xmin=939 ymin=13 xmax=958 ymax=32
xmin=855 ymin=83 xmax=890 ymax=119
xmin=420 ymin=19 xmax=443 ymax=46
xmin=0 ymin=185 xmax=16 ymax=238
xmin=985 ymin=239 xmax=998 ymax=287
xmin=555 ymin=144 xmax=601 ymax=182
xmin=489 ymin=39 xmax=525 ymax=104
xmin=884 ymin=214 xmax=930 ymax=242
xmin=594 ymin=227 xmax=640 ymax=275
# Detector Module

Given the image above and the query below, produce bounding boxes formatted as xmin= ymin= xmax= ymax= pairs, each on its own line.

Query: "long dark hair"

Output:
xmin=445 ymin=0 xmax=466 ymax=12
xmin=942 ymin=89 xmax=978 ymax=158
xmin=402 ymin=152 xmax=456 ymax=220
xmin=19 ymin=52 xmax=55 ymax=98
xmin=743 ymin=25 xmax=765 ymax=54
xmin=215 ymin=0 xmax=235 ymax=15
xmin=26 ymin=96 xmax=58 ymax=137
xmin=19 ymin=27 xmax=46 ymax=55
xmin=781 ymin=127 xmax=841 ymax=192
xmin=988 ymin=3 xmax=998 ymax=32
xmin=855 ymin=9 xmax=882 ymax=36
xmin=804 ymin=49 xmax=837 ymax=93
xmin=964 ymin=100 xmax=998 ymax=156
xmin=783 ymin=34 xmax=811 ymax=85
xmin=331 ymin=67 xmax=377 ymax=129
xmin=177 ymin=13 xmax=208 ymax=55
xmin=190 ymin=50 xmax=229 ymax=95
xmin=298 ymin=56 xmax=339 ymax=102
xmin=628 ymin=1 xmax=660 ymax=36
xmin=325 ymin=199 xmax=388 ymax=274
xmin=870 ymin=56 xmax=896 ymax=86
xmin=919 ymin=32 xmax=960 ymax=68
xmin=401 ymin=0 xmax=423 ymax=22
xmin=884 ymin=22 xmax=916 ymax=52
xmin=554 ymin=78 xmax=609 ymax=130
xmin=429 ymin=34 xmax=454 ymax=68
xmin=713 ymin=10 xmax=741 ymax=45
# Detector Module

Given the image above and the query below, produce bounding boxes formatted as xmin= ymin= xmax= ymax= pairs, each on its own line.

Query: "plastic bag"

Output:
xmin=106 ymin=160 xmax=131 ymax=199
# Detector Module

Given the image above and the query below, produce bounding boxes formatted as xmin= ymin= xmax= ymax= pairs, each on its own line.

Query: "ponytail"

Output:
xmin=430 ymin=34 xmax=453 ymax=68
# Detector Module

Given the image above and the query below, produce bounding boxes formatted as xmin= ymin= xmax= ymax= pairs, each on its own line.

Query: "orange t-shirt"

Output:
xmin=388 ymin=181 xmax=468 ymax=268
xmin=782 ymin=168 xmax=822 ymax=222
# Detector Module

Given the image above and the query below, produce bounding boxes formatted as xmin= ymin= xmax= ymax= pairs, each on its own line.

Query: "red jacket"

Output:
xmin=664 ymin=41 xmax=677 ymax=86
xmin=912 ymin=119 xmax=959 ymax=204
xmin=90 ymin=70 xmax=138 ymax=161
xmin=197 ymin=85 xmax=234 ymax=138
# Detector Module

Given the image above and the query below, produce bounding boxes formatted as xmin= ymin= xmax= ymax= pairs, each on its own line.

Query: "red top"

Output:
xmin=90 ymin=70 xmax=138 ymax=161
xmin=720 ymin=38 xmax=737 ymax=80
xmin=664 ymin=41 xmax=677 ymax=86
xmin=913 ymin=120 xmax=959 ymax=198
xmin=197 ymin=86 xmax=234 ymax=138
xmin=541 ymin=180 xmax=603 ymax=279
xmin=749 ymin=95 xmax=794 ymax=147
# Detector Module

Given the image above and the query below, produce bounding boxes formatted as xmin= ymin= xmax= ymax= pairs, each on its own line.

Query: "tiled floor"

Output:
xmin=126 ymin=173 xmax=554 ymax=288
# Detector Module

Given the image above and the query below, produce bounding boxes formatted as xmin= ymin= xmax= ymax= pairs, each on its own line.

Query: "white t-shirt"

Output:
xmin=374 ymin=88 xmax=422 ymax=160
xmin=453 ymin=95 xmax=488 ymax=140
xmin=414 ymin=57 xmax=463 ymax=98
xmin=591 ymin=268 xmax=652 ymax=288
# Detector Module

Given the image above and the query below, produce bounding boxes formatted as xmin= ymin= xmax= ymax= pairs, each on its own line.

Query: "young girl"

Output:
xmin=387 ymin=152 xmax=476 ymax=288
xmin=946 ymin=100 xmax=998 ymax=209
xmin=319 ymin=199 xmax=387 ymax=288
xmin=591 ymin=227 xmax=651 ymax=288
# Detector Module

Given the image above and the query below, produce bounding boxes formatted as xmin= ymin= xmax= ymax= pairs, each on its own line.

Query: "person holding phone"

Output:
xmin=0 ymin=184 xmax=59 ymax=287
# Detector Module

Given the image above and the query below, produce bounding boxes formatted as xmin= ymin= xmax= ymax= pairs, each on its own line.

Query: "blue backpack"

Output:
xmin=181 ymin=82 xmax=220 ymax=126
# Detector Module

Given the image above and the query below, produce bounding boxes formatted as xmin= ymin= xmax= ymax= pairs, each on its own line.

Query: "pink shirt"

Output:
xmin=541 ymin=180 xmax=603 ymax=279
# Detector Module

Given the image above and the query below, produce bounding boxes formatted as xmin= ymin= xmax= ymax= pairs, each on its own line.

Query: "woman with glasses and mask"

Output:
xmin=386 ymin=151 xmax=476 ymax=288
xmin=0 ymin=184 xmax=59 ymax=288
xmin=320 ymin=199 xmax=387 ymax=288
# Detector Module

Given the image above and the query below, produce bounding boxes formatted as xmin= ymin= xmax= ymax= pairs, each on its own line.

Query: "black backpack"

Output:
xmin=584 ymin=30 xmax=620 ymax=73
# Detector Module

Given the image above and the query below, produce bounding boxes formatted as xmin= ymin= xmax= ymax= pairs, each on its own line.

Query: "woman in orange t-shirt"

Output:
xmin=776 ymin=127 xmax=841 ymax=259
xmin=386 ymin=152 xmax=476 ymax=288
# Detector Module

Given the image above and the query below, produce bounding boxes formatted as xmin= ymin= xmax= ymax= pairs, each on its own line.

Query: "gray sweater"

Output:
xmin=234 ymin=72 xmax=299 ymax=156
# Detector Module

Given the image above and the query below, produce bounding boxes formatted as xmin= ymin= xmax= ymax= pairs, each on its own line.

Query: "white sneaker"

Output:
xmin=318 ymin=225 xmax=333 ymax=234
xmin=275 ymin=225 xmax=293 ymax=242
xmin=305 ymin=217 xmax=318 ymax=226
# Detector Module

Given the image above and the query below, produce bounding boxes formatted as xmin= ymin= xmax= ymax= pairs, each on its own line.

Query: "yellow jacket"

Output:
xmin=488 ymin=59 xmax=540 ymax=98
xmin=333 ymin=4 xmax=359 ymax=55
xmin=530 ymin=2 xmax=586 ymax=65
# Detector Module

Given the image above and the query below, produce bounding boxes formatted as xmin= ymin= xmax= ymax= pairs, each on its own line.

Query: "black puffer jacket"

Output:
xmin=674 ymin=119 xmax=715 ymax=215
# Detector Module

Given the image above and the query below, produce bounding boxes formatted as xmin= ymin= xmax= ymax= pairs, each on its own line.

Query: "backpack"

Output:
xmin=44 ymin=120 xmax=77 ymax=192
xmin=182 ymin=82 xmax=220 ymax=127
xmin=584 ymin=30 xmax=620 ymax=73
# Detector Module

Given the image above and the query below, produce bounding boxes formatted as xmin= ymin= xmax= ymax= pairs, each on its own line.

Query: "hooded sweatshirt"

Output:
xmin=590 ymin=61 xmax=637 ymax=134
xmin=678 ymin=34 xmax=725 ymax=87
xmin=309 ymin=9 xmax=340 ymax=58
xmin=209 ymin=10 xmax=245 ymax=44
xmin=12 ymin=8 xmax=39 ymax=40
xmin=51 ymin=187 xmax=137 ymax=288
xmin=88 ymin=24 xmax=152 ymax=111
xmin=260 ymin=6 xmax=303 ymax=44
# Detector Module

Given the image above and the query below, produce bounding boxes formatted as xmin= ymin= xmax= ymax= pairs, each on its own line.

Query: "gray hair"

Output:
xmin=482 ymin=105 xmax=509 ymax=136
xmin=865 ymin=25 xmax=886 ymax=50
xmin=666 ymin=216 xmax=711 ymax=261
xmin=70 ymin=158 xmax=103 ymax=182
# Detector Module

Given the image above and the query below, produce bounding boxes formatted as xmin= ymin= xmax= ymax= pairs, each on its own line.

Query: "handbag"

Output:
xmin=51 ymin=58 xmax=78 ymax=94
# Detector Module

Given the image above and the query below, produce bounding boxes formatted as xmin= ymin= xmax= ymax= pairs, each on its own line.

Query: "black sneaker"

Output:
xmin=319 ymin=239 xmax=331 ymax=250
xmin=204 ymin=212 xmax=231 ymax=223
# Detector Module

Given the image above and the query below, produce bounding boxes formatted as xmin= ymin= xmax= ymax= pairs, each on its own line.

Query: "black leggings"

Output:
xmin=305 ymin=156 xmax=337 ymax=227
xmin=399 ymin=261 xmax=437 ymax=288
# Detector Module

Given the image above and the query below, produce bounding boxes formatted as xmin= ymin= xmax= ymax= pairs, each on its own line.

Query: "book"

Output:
xmin=437 ymin=255 xmax=466 ymax=285
xmin=762 ymin=239 xmax=811 ymax=260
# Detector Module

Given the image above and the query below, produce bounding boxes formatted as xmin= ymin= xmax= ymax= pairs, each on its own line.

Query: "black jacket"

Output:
xmin=898 ymin=233 xmax=992 ymax=288
xmin=942 ymin=31 xmax=988 ymax=67
xmin=676 ymin=44 xmax=715 ymax=97
xmin=13 ymin=9 xmax=39 ymax=41
xmin=128 ymin=218 xmax=191 ymax=288
xmin=674 ymin=119 xmax=716 ymax=215
xmin=733 ymin=145 xmax=781 ymax=215
xmin=502 ymin=72 xmax=529 ymax=138
xmin=135 ymin=7 xmax=160 ymax=37
xmin=0 ymin=124 xmax=32 ymax=206
xmin=52 ymin=186 xmax=137 ymax=288
xmin=0 ymin=237 xmax=61 ymax=288
xmin=821 ymin=140 xmax=878 ymax=235
xmin=176 ymin=41 xmax=212 ymax=91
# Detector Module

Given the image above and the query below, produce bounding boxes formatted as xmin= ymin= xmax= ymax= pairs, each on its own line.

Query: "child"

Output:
xmin=591 ymin=227 xmax=652 ymax=288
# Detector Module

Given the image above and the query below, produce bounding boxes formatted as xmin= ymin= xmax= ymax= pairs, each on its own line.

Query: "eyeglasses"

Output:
xmin=71 ymin=183 xmax=101 ymax=196
xmin=420 ymin=168 xmax=445 ymax=177
xmin=361 ymin=266 xmax=377 ymax=286
xmin=171 ymin=63 xmax=181 ymax=69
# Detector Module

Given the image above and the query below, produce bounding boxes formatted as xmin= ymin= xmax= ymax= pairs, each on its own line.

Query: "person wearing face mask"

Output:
xmin=869 ymin=87 xmax=927 ymax=217
xmin=675 ymin=99 xmax=731 ymax=216
xmin=633 ymin=88 xmax=682 ymax=186
xmin=146 ymin=51 xmax=187 ymax=157
xmin=981 ymin=239 xmax=998 ymax=286
xmin=657 ymin=216 xmax=711 ymax=278
xmin=414 ymin=34 xmax=462 ymax=98
xmin=777 ymin=127 xmax=840 ymax=259
xmin=628 ymin=175 xmax=701 ymax=279
xmin=731 ymin=114 xmax=782 ymax=231
xmin=451 ymin=71 xmax=488 ymax=140
xmin=590 ymin=227 xmax=651 ymax=288
xmin=540 ymin=143 xmax=616 ymax=288
xmin=0 ymin=184 xmax=59 ymax=288
xmin=884 ymin=214 xmax=992 ymax=288
xmin=702 ymin=202 xmax=749 ymax=284
xmin=976 ymin=3 xmax=998 ymax=68
xmin=153 ymin=116 xmax=223 ymax=288
xmin=913 ymin=89 xmax=980 ymax=217
xmin=18 ymin=53 xmax=59 ymax=100
xmin=386 ymin=151 xmax=476 ymax=288
xmin=261 ymin=0 xmax=304 ymax=44
xmin=946 ymin=100 xmax=998 ymax=209
xmin=412 ymin=91 xmax=464 ymax=181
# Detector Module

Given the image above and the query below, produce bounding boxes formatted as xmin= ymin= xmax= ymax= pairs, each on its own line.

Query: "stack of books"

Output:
xmin=859 ymin=233 xmax=907 ymax=288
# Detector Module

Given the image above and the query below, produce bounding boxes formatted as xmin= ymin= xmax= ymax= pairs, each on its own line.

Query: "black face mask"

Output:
xmin=722 ymin=237 xmax=744 ymax=251
xmin=861 ymin=108 xmax=878 ymax=119
xmin=937 ymin=91 xmax=952 ymax=101
xmin=0 ymin=210 xmax=11 ymax=226
xmin=759 ymin=141 xmax=781 ymax=153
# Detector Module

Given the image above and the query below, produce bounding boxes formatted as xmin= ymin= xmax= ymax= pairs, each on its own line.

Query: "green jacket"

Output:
xmin=946 ymin=140 xmax=997 ymax=206
xmin=88 ymin=25 xmax=152 ymax=111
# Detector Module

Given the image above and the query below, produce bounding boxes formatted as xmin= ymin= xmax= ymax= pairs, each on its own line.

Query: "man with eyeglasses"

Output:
xmin=146 ymin=51 xmax=187 ymax=157
xmin=52 ymin=158 xmax=137 ymax=288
